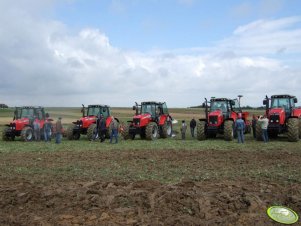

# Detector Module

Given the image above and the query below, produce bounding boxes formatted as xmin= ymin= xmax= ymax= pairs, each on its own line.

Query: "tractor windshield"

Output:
xmin=271 ymin=98 xmax=291 ymax=111
xmin=20 ymin=108 xmax=34 ymax=119
xmin=141 ymin=104 xmax=156 ymax=117
xmin=210 ymin=101 xmax=228 ymax=113
xmin=87 ymin=107 xmax=100 ymax=117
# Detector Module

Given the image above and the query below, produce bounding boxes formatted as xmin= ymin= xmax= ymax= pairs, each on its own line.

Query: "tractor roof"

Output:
xmin=141 ymin=101 xmax=165 ymax=105
xmin=271 ymin=94 xmax=296 ymax=99
xmin=88 ymin=105 xmax=110 ymax=108
xmin=210 ymin=98 xmax=232 ymax=102
xmin=18 ymin=106 xmax=44 ymax=109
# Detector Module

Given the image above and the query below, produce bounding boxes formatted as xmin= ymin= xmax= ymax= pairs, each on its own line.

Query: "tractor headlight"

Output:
xmin=276 ymin=120 xmax=279 ymax=123
xmin=270 ymin=120 xmax=273 ymax=123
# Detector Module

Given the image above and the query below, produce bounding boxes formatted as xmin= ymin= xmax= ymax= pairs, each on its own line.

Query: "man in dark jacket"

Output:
xmin=98 ymin=114 xmax=107 ymax=142
xmin=190 ymin=118 xmax=196 ymax=138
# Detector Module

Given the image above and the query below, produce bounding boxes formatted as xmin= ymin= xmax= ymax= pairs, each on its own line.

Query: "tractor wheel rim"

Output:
xmin=152 ymin=126 xmax=158 ymax=138
xmin=167 ymin=123 xmax=172 ymax=136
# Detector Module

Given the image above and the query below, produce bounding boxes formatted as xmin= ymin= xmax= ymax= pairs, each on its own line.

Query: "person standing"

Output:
xmin=258 ymin=115 xmax=269 ymax=142
xmin=98 ymin=114 xmax=107 ymax=142
xmin=33 ymin=116 xmax=40 ymax=141
xmin=180 ymin=120 xmax=187 ymax=140
xmin=55 ymin=117 xmax=63 ymax=144
xmin=44 ymin=114 xmax=52 ymax=142
xmin=110 ymin=117 xmax=118 ymax=144
xmin=235 ymin=114 xmax=245 ymax=143
xmin=190 ymin=118 xmax=196 ymax=138
xmin=251 ymin=114 xmax=257 ymax=139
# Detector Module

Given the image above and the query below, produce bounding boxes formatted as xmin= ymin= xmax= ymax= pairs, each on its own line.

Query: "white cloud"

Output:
xmin=0 ymin=2 xmax=301 ymax=108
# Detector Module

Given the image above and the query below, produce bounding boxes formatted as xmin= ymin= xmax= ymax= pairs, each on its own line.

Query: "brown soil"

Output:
xmin=0 ymin=149 xmax=300 ymax=226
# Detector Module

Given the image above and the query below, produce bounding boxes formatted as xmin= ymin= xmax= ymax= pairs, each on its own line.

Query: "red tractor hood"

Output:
xmin=81 ymin=115 xmax=96 ymax=122
xmin=209 ymin=110 xmax=223 ymax=117
xmin=269 ymin=108 xmax=285 ymax=116
xmin=133 ymin=113 xmax=152 ymax=120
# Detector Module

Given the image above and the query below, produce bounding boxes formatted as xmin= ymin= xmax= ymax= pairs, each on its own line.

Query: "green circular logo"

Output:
xmin=267 ymin=206 xmax=299 ymax=224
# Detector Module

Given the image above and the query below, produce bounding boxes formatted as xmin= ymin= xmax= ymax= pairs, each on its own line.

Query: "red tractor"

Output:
xmin=2 ymin=106 xmax=48 ymax=141
xmin=197 ymin=97 xmax=251 ymax=141
xmin=257 ymin=94 xmax=301 ymax=142
xmin=121 ymin=101 xmax=173 ymax=140
xmin=66 ymin=104 xmax=118 ymax=140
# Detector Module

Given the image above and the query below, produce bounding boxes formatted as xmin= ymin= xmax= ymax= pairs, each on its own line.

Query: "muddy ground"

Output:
xmin=0 ymin=148 xmax=300 ymax=226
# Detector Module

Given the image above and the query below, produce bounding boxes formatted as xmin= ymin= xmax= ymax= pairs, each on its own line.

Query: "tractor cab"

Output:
xmin=267 ymin=95 xmax=297 ymax=119
xmin=84 ymin=105 xmax=110 ymax=118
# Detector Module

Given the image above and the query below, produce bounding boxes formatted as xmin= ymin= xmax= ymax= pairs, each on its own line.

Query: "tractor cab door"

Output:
xmin=13 ymin=108 xmax=21 ymax=120
xmin=101 ymin=107 xmax=110 ymax=119
xmin=162 ymin=103 xmax=169 ymax=115
xmin=231 ymin=99 xmax=240 ymax=112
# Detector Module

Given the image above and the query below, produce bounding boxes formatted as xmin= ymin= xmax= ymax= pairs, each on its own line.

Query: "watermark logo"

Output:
xmin=267 ymin=206 xmax=299 ymax=224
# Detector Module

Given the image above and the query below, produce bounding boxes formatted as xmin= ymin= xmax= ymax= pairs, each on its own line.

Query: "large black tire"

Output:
xmin=120 ymin=122 xmax=130 ymax=140
xmin=160 ymin=120 xmax=172 ymax=138
xmin=287 ymin=118 xmax=299 ymax=142
xmin=2 ymin=127 xmax=10 ymax=141
xmin=87 ymin=124 xmax=97 ymax=141
xmin=299 ymin=118 xmax=301 ymax=139
xmin=140 ymin=127 xmax=146 ymax=139
xmin=224 ymin=120 xmax=234 ymax=141
xmin=21 ymin=126 xmax=33 ymax=142
xmin=145 ymin=122 xmax=158 ymax=141
xmin=256 ymin=123 xmax=263 ymax=141
xmin=245 ymin=124 xmax=251 ymax=134
xmin=66 ymin=124 xmax=80 ymax=140
xmin=196 ymin=121 xmax=206 ymax=141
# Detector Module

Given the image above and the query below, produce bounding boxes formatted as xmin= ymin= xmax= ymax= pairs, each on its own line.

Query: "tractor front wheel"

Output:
xmin=160 ymin=120 xmax=172 ymax=138
xmin=287 ymin=118 xmax=299 ymax=142
xmin=21 ymin=126 xmax=33 ymax=141
xmin=224 ymin=120 xmax=234 ymax=141
xmin=87 ymin=124 xmax=97 ymax=141
xmin=196 ymin=121 xmax=206 ymax=141
xmin=146 ymin=122 xmax=158 ymax=141
xmin=66 ymin=124 xmax=80 ymax=140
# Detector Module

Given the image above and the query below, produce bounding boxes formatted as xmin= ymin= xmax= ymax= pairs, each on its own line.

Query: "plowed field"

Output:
xmin=1 ymin=144 xmax=300 ymax=226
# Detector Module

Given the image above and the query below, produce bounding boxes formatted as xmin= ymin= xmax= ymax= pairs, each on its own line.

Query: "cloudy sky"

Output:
xmin=1 ymin=0 xmax=301 ymax=107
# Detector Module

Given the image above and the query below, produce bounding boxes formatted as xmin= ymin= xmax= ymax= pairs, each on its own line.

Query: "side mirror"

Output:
xmin=231 ymin=100 xmax=235 ymax=105
xmin=202 ymin=103 xmax=206 ymax=108
xmin=263 ymin=100 xmax=267 ymax=105
xmin=294 ymin=98 xmax=298 ymax=103
xmin=103 ymin=108 xmax=107 ymax=112
xmin=132 ymin=106 xmax=136 ymax=111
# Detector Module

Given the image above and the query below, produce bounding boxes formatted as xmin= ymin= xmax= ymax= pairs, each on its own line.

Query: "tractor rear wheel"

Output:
xmin=196 ymin=121 xmax=206 ymax=141
xmin=66 ymin=124 xmax=80 ymax=140
xmin=245 ymin=124 xmax=251 ymax=134
xmin=120 ymin=122 xmax=130 ymax=140
xmin=21 ymin=126 xmax=33 ymax=141
xmin=146 ymin=122 xmax=158 ymax=140
xmin=160 ymin=120 xmax=172 ymax=138
xmin=224 ymin=120 xmax=234 ymax=141
xmin=256 ymin=123 xmax=263 ymax=141
xmin=87 ymin=124 xmax=97 ymax=141
xmin=287 ymin=118 xmax=299 ymax=142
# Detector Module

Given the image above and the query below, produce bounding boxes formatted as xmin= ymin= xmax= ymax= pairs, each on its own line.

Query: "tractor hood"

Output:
xmin=81 ymin=115 xmax=96 ymax=122
xmin=133 ymin=113 xmax=152 ymax=120
xmin=269 ymin=108 xmax=285 ymax=116
xmin=209 ymin=109 xmax=223 ymax=117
